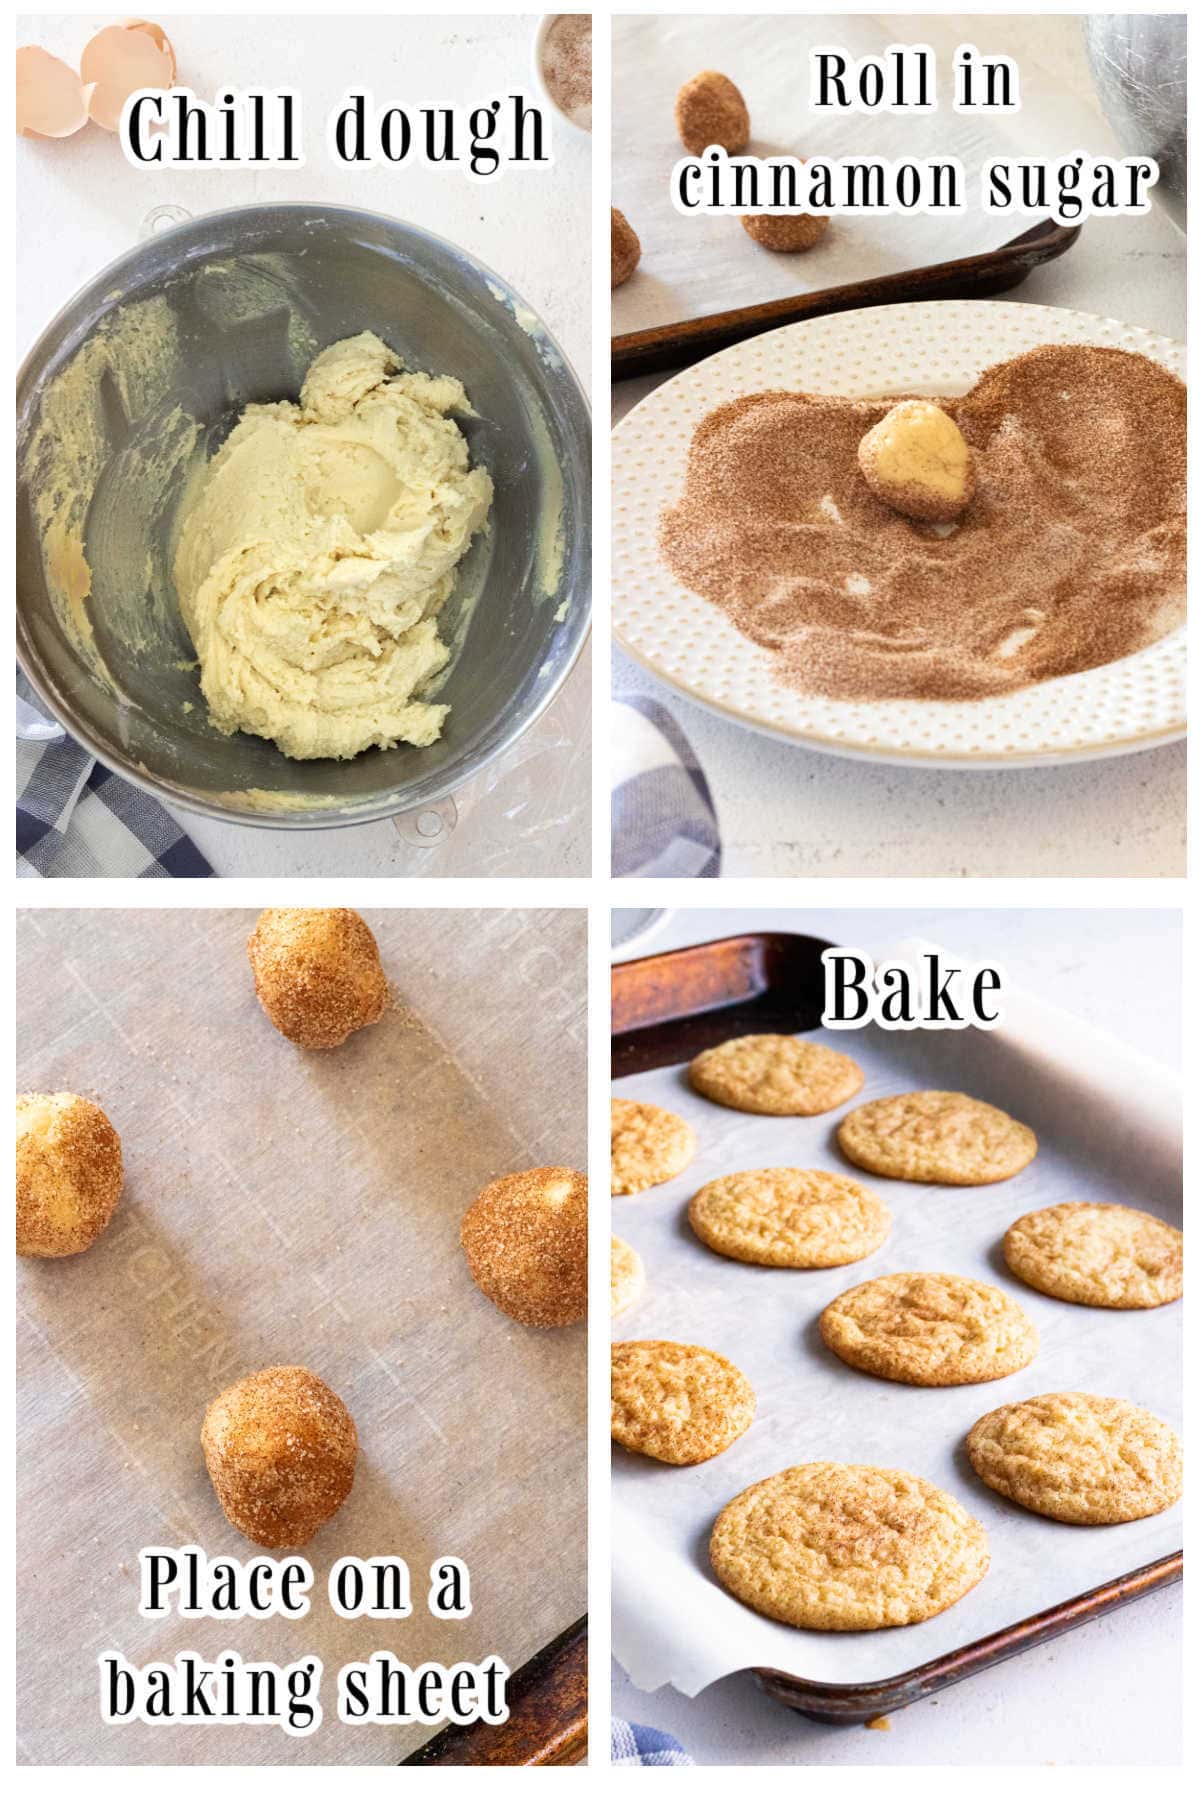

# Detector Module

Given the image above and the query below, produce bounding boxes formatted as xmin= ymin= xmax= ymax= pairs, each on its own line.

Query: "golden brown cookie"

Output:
xmin=1003 ymin=1202 xmax=1182 ymax=1310
xmin=201 ymin=1365 xmax=358 ymax=1549
xmin=247 ymin=908 xmax=388 ymax=1049
xmin=838 ymin=1090 xmax=1037 ymax=1185
xmin=967 ymin=1392 xmax=1183 ymax=1524
xmin=741 ymin=211 xmax=830 ymax=252
xmin=611 ymin=1340 xmax=755 ymax=1465
xmin=611 ymin=1235 xmax=646 ymax=1316
xmin=689 ymin=1035 xmax=863 ymax=1116
xmin=16 ymin=1092 xmax=123 ymax=1258
xmin=710 ymin=1462 xmax=989 ymax=1630
xmin=461 ymin=1167 xmax=587 ymax=1327
xmin=674 ymin=70 xmax=750 ymax=155
xmin=820 ymin=1271 xmax=1038 ymax=1386
xmin=688 ymin=1168 xmax=890 ymax=1268
xmin=611 ymin=1097 xmax=696 ymax=1195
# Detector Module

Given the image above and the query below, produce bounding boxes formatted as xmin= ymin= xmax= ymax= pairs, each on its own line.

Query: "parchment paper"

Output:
xmin=612 ymin=13 xmax=1098 ymax=336
xmin=17 ymin=908 xmax=586 ymax=1765
xmin=611 ymin=960 xmax=1182 ymax=1696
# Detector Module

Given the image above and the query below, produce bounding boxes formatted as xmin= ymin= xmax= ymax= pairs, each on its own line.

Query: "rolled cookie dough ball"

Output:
xmin=17 ymin=1092 xmax=123 ymax=1257
xmin=461 ymin=1166 xmax=587 ymax=1327
xmin=611 ymin=207 xmax=641 ymax=287
xmin=858 ymin=400 xmax=976 ymax=523
xmin=741 ymin=211 xmax=830 ymax=252
xmin=247 ymin=908 xmax=387 ymax=1049
xmin=201 ymin=1365 xmax=358 ymax=1549
xmin=675 ymin=70 xmax=750 ymax=154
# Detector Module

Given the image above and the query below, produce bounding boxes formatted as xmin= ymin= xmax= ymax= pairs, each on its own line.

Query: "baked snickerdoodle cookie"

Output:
xmin=838 ymin=1090 xmax=1037 ymax=1185
xmin=611 ymin=1340 xmax=755 ymax=1465
xmin=967 ymin=1392 xmax=1183 ymax=1524
xmin=689 ymin=1035 xmax=863 ymax=1116
xmin=611 ymin=1235 xmax=646 ymax=1317
xmin=820 ymin=1271 xmax=1038 ymax=1386
xmin=1003 ymin=1202 xmax=1182 ymax=1310
xmin=688 ymin=1167 xmax=889 ymax=1268
xmin=611 ymin=1098 xmax=696 ymax=1195
xmin=710 ymin=1462 xmax=989 ymax=1630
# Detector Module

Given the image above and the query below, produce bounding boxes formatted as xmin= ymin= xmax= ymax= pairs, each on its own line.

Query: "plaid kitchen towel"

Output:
xmin=611 ymin=694 xmax=720 ymax=879
xmin=17 ymin=677 xmax=213 ymax=879
xmin=611 ymin=1719 xmax=694 ymax=1767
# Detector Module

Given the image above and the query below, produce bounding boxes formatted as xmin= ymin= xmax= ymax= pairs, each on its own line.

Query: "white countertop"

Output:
xmin=612 ymin=15 xmax=1185 ymax=878
xmin=18 ymin=13 xmax=591 ymax=878
xmin=612 ymin=905 xmax=1181 ymax=1764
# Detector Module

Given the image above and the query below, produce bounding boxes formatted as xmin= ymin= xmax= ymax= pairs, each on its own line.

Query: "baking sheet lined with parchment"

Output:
xmin=612 ymin=13 xmax=1047 ymax=339
xmin=17 ymin=909 xmax=585 ymax=1767
xmin=611 ymin=976 xmax=1181 ymax=1697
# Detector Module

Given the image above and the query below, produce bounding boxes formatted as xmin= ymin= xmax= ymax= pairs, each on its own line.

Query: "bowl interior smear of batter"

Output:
xmin=659 ymin=345 xmax=1186 ymax=702
xmin=173 ymin=330 xmax=492 ymax=760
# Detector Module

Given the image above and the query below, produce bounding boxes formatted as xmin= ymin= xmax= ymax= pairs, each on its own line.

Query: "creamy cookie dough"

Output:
xmin=173 ymin=331 xmax=492 ymax=761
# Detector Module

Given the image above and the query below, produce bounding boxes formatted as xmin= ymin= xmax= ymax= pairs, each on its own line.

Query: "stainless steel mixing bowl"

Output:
xmin=16 ymin=204 xmax=591 ymax=828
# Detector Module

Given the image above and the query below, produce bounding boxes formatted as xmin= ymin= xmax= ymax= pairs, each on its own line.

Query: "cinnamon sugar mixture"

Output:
xmin=542 ymin=14 xmax=592 ymax=131
xmin=659 ymin=345 xmax=1186 ymax=700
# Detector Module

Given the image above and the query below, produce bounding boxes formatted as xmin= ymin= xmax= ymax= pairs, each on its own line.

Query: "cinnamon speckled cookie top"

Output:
xmin=1004 ymin=1202 xmax=1182 ymax=1309
xmin=967 ymin=1391 xmax=1183 ymax=1524
xmin=689 ymin=1034 xmax=863 ymax=1116
xmin=611 ymin=1097 xmax=696 ymax=1195
xmin=820 ymin=1271 xmax=1038 ymax=1386
xmin=710 ymin=1461 xmax=989 ymax=1630
xmin=689 ymin=1167 xmax=890 ymax=1268
xmin=838 ymin=1090 xmax=1037 ymax=1185
xmin=611 ymin=1339 xmax=755 ymax=1465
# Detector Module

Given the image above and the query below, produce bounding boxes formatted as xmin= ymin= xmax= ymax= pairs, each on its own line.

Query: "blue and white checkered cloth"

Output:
xmin=611 ymin=695 xmax=720 ymax=879
xmin=612 ymin=1719 xmax=694 ymax=1766
xmin=17 ymin=677 xmax=212 ymax=879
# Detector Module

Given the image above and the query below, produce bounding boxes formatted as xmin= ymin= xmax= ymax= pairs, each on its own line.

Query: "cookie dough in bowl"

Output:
xmin=173 ymin=332 xmax=492 ymax=761
xmin=17 ymin=205 xmax=590 ymax=827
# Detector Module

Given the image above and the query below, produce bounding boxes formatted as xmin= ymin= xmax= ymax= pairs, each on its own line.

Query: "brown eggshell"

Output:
xmin=80 ymin=22 xmax=174 ymax=132
xmin=16 ymin=45 xmax=92 ymax=138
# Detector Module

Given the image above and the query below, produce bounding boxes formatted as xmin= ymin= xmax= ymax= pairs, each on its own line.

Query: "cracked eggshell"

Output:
xmin=80 ymin=21 xmax=175 ymax=132
xmin=16 ymin=45 xmax=93 ymax=137
xmin=120 ymin=20 xmax=178 ymax=83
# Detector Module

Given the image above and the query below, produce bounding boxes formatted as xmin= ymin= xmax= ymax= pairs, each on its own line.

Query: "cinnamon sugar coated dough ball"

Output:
xmin=17 ymin=1092 xmax=123 ymax=1257
xmin=611 ymin=208 xmax=641 ymax=287
xmin=461 ymin=1167 xmax=587 ymax=1327
xmin=675 ymin=70 xmax=750 ymax=154
xmin=247 ymin=907 xmax=387 ymax=1049
xmin=858 ymin=400 xmax=976 ymax=524
xmin=741 ymin=212 xmax=830 ymax=252
xmin=201 ymin=1365 xmax=357 ymax=1549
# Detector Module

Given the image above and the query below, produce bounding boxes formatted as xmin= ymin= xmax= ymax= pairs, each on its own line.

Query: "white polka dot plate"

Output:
xmin=612 ymin=300 xmax=1185 ymax=766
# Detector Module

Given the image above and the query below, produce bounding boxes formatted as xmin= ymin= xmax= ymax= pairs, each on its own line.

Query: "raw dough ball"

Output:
xmin=16 ymin=1092 xmax=122 ymax=1257
xmin=675 ymin=70 xmax=750 ymax=155
xmin=612 ymin=208 xmax=641 ymax=287
xmin=741 ymin=211 xmax=830 ymax=252
xmin=461 ymin=1166 xmax=587 ymax=1327
xmin=202 ymin=1365 xmax=358 ymax=1549
xmin=858 ymin=400 xmax=976 ymax=523
xmin=248 ymin=908 xmax=387 ymax=1049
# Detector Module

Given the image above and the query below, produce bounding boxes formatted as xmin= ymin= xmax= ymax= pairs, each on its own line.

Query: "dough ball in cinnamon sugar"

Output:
xmin=201 ymin=1365 xmax=357 ymax=1549
xmin=675 ymin=70 xmax=750 ymax=155
xmin=17 ymin=1092 xmax=123 ymax=1258
xmin=461 ymin=1167 xmax=587 ymax=1327
xmin=612 ymin=208 xmax=641 ymax=287
xmin=857 ymin=400 xmax=976 ymax=524
xmin=741 ymin=211 xmax=830 ymax=252
xmin=247 ymin=908 xmax=387 ymax=1049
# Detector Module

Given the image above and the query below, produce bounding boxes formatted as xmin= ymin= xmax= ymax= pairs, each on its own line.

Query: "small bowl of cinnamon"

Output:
xmin=533 ymin=13 xmax=592 ymax=134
